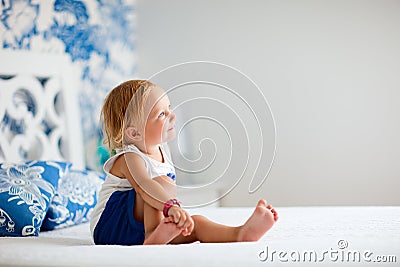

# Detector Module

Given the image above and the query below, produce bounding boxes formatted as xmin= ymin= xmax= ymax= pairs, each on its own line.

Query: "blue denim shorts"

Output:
xmin=93 ymin=189 xmax=145 ymax=245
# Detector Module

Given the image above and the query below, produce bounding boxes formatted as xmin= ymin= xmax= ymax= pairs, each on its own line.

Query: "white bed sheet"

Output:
xmin=1 ymin=206 xmax=399 ymax=267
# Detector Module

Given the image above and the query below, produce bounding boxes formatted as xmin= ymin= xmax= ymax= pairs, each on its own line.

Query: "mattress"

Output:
xmin=1 ymin=206 xmax=399 ymax=267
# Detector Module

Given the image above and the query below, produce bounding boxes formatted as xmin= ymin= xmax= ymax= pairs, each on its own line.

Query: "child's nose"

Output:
xmin=168 ymin=110 xmax=176 ymax=122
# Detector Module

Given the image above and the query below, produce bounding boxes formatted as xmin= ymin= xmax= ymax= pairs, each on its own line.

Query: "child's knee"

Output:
xmin=191 ymin=215 xmax=206 ymax=222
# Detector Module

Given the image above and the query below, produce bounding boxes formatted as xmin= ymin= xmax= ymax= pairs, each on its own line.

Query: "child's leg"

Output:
xmin=142 ymin=200 xmax=182 ymax=245
xmin=143 ymin=200 xmax=163 ymax=236
xmin=171 ymin=199 xmax=278 ymax=244
xmin=170 ymin=214 xmax=240 ymax=243
xmin=133 ymin=187 xmax=183 ymax=245
xmin=132 ymin=192 xmax=163 ymax=244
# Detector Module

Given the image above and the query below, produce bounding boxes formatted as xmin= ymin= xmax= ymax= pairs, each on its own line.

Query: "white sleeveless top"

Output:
xmin=90 ymin=143 xmax=175 ymax=237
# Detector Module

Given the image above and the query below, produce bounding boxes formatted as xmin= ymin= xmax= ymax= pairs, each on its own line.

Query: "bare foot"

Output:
xmin=237 ymin=199 xmax=278 ymax=242
xmin=143 ymin=217 xmax=182 ymax=245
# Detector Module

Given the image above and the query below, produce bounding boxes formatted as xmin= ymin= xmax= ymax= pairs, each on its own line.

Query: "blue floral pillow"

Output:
xmin=41 ymin=169 xmax=105 ymax=230
xmin=0 ymin=161 xmax=71 ymax=237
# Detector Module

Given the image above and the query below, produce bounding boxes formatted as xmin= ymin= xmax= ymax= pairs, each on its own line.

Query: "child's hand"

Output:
xmin=167 ymin=205 xmax=194 ymax=236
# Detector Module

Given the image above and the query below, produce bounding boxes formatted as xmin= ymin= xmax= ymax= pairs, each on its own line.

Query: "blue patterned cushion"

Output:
xmin=0 ymin=161 xmax=71 ymax=237
xmin=41 ymin=169 xmax=105 ymax=230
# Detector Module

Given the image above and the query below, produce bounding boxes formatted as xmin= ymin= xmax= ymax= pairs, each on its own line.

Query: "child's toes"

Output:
xmin=272 ymin=210 xmax=278 ymax=221
xmin=258 ymin=199 xmax=267 ymax=207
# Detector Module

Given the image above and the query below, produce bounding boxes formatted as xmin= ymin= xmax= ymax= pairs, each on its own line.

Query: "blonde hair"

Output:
xmin=100 ymin=80 xmax=155 ymax=152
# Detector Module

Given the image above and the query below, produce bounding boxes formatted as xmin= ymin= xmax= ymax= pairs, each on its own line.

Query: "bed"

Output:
xmin=1 ymin=206 xmax=400 ymax=266
xmin=0 ymin=50 xmax=399 ymax=267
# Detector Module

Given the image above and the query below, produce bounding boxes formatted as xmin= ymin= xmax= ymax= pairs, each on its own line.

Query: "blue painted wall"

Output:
xmin=0 ymin=0 xmax=136 ymax=170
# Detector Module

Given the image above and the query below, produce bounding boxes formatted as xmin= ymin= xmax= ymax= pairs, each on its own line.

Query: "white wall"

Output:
xmin=136 ymin=0 xmax=400 ymax=206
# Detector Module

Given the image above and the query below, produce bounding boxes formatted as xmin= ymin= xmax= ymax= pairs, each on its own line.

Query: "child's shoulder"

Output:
xmin=106 ymin=150 xmax=146 ymax=179
xmin=104 ymin=145 xmax=143 ymax=169
xmin=116 ymin=144 xmax=141 ymax=153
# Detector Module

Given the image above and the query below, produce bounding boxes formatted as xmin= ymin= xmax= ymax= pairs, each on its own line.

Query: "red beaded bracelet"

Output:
xmin=163 ymin=199 xmax=181 ymax=217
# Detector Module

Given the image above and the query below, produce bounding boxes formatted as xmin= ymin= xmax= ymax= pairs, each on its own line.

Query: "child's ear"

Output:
xmin=125 ymin=126 xmax=142 ymax=142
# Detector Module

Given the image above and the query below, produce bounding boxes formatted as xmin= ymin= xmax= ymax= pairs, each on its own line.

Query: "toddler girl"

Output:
xmin=90 ymin=80 xmax=278 ymax=245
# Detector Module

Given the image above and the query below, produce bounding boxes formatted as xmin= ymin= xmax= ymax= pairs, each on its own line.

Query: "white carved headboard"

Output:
xmin=0 ymin=50 xmax=85 ymax=169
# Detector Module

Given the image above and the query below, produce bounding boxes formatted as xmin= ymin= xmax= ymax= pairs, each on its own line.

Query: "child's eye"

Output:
xmin=158 ymin=111 xmax=165 ymax=118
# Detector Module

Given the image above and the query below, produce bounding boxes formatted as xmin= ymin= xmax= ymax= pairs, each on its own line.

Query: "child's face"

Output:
xmin=143 ymin=86 xmax=176 ymax=145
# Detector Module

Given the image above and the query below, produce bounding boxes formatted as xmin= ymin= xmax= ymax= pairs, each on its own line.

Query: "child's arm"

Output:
xmin=123 ymin=152 xmax=193 ymax=234
xmin=123 ymin=152 xmax=173 ymax=210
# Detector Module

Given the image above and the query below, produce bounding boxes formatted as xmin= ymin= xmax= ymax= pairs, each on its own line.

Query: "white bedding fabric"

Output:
xmin=1 ymin=206 xmax=399 ymax=267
